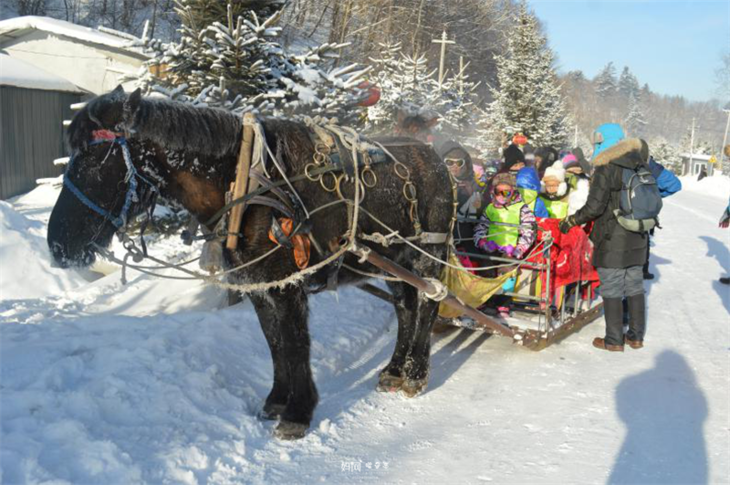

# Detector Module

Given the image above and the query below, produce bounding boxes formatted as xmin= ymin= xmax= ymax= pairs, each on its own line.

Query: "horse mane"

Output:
xmin=66 ymin=93 xmax=244 ymax=159
xmin=132 ymin=98 xmax=243 ymax=158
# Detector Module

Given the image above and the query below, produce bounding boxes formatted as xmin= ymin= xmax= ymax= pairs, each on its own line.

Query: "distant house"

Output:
xmin=0 ymin=54 xmax=84 ymax=199
xmin=680 ymin=153 xmax=714 ymax=177
xmin=0 ymin=16 xmax=150 ymax=199
xmin=0 ymin=16 xmax=149 ymax=95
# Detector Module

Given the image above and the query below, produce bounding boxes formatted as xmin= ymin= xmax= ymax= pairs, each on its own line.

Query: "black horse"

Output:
xmin=47 ymin=86 xmax=454 ymax=439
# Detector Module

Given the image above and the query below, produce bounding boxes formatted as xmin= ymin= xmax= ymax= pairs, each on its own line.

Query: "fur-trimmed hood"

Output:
xmin=592 ymin=138 xmax=649 ymax=168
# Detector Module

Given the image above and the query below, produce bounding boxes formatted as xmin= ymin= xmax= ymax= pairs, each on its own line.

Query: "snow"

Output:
xmin=0 ymin=54 xmax=81 ymax=93
xmin=0 ymin=16 xmax=141 ymax=51
xmin=1 ymin=183 xmax=728 ymax=484
xmin=679 ymin=174 xmax=730 ymax=201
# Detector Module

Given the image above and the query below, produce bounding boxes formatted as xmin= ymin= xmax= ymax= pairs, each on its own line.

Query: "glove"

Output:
xmin=559 ymin=215 xmax=577 ymax=234
xmin=477 ymin=238 xmax=490 ymax=252
xmin=720 ymin=211 xmax=730 ymax=229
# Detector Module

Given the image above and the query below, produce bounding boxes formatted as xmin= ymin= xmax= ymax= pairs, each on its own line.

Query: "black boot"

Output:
xmin=626 ymin=293 xmax=646 ymax=348
xmin=601 ymin=298 xmax=625 ymax=348
xmin=720 ymin=277 xmax=730 ymax=285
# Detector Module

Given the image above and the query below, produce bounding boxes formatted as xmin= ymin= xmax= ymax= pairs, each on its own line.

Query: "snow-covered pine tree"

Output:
xmin=365 ymin=42 xmax=439 ymax=132
xmin=618 ymin=66 xmax=640 ymax=100
xmin=481 ymin=2 xmax=569 ymax=150
xmin=624 ymin=92 xmax=648 ymax=137
xmin=437 ymin=57 xmax=480 ymax=133
xmin=595 ymin=62 xmax=617 ymax=99
xmin=650 ymin=137 xmax=683 ymax=174
xmin=135 ymin=0 xmax=370 ymax=124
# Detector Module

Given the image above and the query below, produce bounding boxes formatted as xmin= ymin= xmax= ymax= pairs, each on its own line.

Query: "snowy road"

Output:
xmin=1 ymin=178 xmax=728 ymax=484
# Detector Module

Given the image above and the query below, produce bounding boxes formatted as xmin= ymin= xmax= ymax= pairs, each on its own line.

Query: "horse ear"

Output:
xmin=124 ymin=88 xmax=142 ymax=124
xmin=112 ymin=84 xmax=125 ymax=95
xmin=426 ymin=117 xmax=439 ymax=128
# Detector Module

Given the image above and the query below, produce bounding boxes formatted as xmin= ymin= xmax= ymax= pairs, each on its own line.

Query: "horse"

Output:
xmin=47 ymin=86 xmax=454 ymax=440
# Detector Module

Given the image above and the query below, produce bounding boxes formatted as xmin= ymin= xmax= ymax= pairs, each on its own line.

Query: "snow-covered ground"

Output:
xmin=1 ymin=176 xmax=728 ymax=485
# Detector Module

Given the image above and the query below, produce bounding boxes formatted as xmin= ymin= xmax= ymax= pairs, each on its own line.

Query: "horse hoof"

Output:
xmin=400 ymin=378 xmax=428 ymax=398
xmin=274 ymin=420 xmax=308 ymax=440
xmin=259 ymin=403 xmax=286 ymax=421
xmin=376 ymin=374 xmax=404 ymax=393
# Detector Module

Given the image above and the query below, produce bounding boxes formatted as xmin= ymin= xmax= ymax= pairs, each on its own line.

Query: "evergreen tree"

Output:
xmin=618 ymin=66 xmax=640 ymax=99
xmin=434 ymin=58 xmax=480 ymax=132
xmin=135 ymin=1 xmax=370 ymax=124
xmin=624 ymin=92 xmax=647 ymax=137
xmin=481 ymin=2 xmax=569 ymax=150
xmin=595 ymin=62 xmax=617 ymax=99
xmin=365 ymin=42 xmax=439 ymax=131
xmin=650 ymin=137 xmax=683 ymax=174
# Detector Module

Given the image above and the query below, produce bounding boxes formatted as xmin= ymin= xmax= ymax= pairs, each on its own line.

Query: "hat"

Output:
xmin=592 ymin=123 xmax=625 ymax=159
xmin=562 ymin=153 xmax=579 ymax=170
xmin=543 ymin=161 xmax=566 ymax=183
xmin=572 ymin=147 xmax=592 ymax=176
xmin=492 ymin=171 xmax=517 ymax=189
xmin=502 ymin=144 xmax=525 ymax=171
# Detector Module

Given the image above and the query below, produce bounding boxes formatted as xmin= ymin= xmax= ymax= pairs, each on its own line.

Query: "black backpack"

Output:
xmin=614 ymin=164 xmax=663 ymax=232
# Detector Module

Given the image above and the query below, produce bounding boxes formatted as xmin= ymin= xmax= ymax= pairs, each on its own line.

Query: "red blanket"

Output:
xmin=526 ymin=218 xmax=600 ymax=299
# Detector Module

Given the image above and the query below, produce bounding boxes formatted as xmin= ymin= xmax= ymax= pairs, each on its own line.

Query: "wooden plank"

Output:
xmin=349 ymin=245 xmax=517 ymax=339
xmin=226 ymin=112 xmax=256 ymax=250
xmin=521 ymin=302 xmax=604 ymax=351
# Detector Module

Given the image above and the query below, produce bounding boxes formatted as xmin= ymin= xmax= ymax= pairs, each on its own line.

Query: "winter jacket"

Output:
xmin=516 ymin=167 xmax=549 ymax=218
xmin=453 ymin=181 xmax=482 ymax=250
xmin=566 ymin=173 xmax=590 ymax=215
xmin=573 ymin=138 xmax=649 ymax=268
xmin=474 ymin=192 xmax=537 ymax=259
xmin=647 ymin=157 xmax=682 ymax=198
xmin=591 ymin=123 xmax=625 ymax=160
xmin=539 ymin=182 xmax=571 ymax=219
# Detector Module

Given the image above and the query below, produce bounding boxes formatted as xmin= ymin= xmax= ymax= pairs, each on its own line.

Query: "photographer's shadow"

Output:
xmin=609 ymin=350 xmax=708 ymax=484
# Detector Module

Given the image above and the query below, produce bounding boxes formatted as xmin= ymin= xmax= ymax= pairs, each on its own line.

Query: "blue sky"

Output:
xmin=528 ymin=0 xmax=730 ymax=102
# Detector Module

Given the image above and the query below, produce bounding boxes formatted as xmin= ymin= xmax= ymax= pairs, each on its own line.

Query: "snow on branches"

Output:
xmin=480 ymin=3 xmax=569 ymax=152
xmin=366 ymin=41 xmax=479 ymax=134
xmin=132 ymin=0 xmax=370 ymax=124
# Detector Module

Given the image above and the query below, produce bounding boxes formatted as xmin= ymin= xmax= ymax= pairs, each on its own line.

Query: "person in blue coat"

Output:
xmin=648 ymin=156 xmax=682 ymax=197
xmin=642 ymin=156 xmax=682 ymax=279
xmin=516 ymin=166 xmax=549 ymax=217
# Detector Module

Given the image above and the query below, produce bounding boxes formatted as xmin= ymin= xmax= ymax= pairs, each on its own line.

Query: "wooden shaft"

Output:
xmin=352 ymin=246 xmax=516 ymax=339
xmin=226 ymin=113 xmax=257 ymax=250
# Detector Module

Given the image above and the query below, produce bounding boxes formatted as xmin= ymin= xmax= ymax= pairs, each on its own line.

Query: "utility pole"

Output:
xmin=689 ymin=117 xmax=695 ymax=173
xmin=432 ymin=30 xmax=455 ymax=90
xmin=574 ymin=125 xmax=579 ymax=147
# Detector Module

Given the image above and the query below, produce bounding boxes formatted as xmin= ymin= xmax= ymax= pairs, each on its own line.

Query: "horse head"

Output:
xmin=394 ymin=110 xmax=439 ymax=144
xmin=48 ymin=86 xmax=155 ymax=268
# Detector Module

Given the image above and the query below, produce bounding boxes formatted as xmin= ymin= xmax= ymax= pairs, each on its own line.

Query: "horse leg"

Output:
xmin=258 ymin=286 xmax=318 ymax=440
xmin=401 ymin=252 xmax=445 ymax=398
xmin=377 ymin=281 xmax=417 ymax=393
xmin=249 ymin=292 xmax=289 ymax=421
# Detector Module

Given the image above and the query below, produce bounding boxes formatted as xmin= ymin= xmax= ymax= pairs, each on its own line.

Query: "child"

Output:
xmin=474 ymin=172 xmax=537 ymax=260
xmin=516 ymin=166 xmax=549 ymax=218
xmin=539 ymin=161 xmax=571 ymax=219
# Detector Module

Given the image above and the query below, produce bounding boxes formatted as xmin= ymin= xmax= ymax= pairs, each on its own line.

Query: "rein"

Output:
xmin=64 ymin=131 xmax=158 ymax=230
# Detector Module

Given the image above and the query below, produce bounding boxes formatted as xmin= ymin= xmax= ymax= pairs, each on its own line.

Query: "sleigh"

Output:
xmin=357 ymin=218 xmax=603 ymax=350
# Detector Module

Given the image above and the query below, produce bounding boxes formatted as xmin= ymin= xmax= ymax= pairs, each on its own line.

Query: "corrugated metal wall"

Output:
xmin=0 ymin=86 xmax=81 ymax=199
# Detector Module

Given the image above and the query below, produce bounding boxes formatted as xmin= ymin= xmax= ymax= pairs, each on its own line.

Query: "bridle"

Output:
xmin=63 ymin=130 xmax=158 ymax=230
